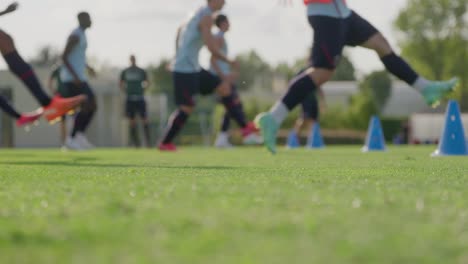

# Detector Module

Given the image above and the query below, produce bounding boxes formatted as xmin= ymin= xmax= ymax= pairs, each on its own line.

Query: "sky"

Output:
xmin=0 ymin=0 xmax=408 ymax=74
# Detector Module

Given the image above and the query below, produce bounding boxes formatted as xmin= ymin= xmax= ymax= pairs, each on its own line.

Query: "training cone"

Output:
xmin=286 ymin=130 xmax=300 ymax=149
xmin=307 ymin=123 xmax=325 ymax=149
xmin=362 ymin=115 xmax=386 ymax=152
xmin=432 ymin=100 xmax=468 ymax=157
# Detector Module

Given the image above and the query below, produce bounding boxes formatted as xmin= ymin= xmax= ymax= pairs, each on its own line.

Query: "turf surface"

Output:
xmin=0 ymin=146 xmax=467 ymax=263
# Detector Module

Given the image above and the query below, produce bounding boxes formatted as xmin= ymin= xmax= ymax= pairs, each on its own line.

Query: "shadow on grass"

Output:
xmin=0 ymin=160 xmax=237 ymax=170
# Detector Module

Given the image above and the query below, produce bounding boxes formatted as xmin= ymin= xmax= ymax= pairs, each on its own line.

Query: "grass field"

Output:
xmin=0 ymin=146 xmax=467 ymax=263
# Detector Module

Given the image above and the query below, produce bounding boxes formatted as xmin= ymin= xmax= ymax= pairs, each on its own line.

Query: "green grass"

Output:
xmin=0 ymin=146 xmax=467 ymax=264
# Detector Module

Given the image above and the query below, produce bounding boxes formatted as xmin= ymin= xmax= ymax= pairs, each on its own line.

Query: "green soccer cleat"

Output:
xmin=422 ymin=77 xmax=459 ymax=108
xmin=254 ymin=112 xmax=279 ymax=154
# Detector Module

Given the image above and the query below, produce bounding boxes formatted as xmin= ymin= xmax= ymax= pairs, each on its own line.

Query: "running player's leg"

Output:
xmin=0 ymin=30 xmax=50 ymax=106
xmin=159 ymin=72 xmax=197 ymax=150
xmin=205 ymin=70 xmax=260 ymax=143
xmin=348 ymin=12 xmax=457 ymax=106
xmin=71 ymin=83 xmax=96 ymax=137
xmin=139 ymin=100 xmax=151 ymax=147
xmin=256 ymin=16 xmax=342 ymax=153
xmin=0 ymin=95 xmax=21 ymax=119
xmin=126 ymin=100 xmax=140 ymax=147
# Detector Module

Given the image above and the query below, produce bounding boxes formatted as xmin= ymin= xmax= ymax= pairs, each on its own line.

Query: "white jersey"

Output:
xmin=61 ymin=27 xmax=88 ymax=82
xmin=209 ymin=31 xmax=230 ymax=76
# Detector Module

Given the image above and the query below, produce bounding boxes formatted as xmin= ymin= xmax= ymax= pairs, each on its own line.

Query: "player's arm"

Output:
xmin=62 ymin=35 xmax=82 ymax=86
xmin=200 ymin=16 xmax=236 ymax=67
xmin=210 ymin=36 xmax=225 ymax=78
xmin=87 ymin=65 xmax=97 ymax=78
xmin=142 ymin=70 xmax=150 ymax=89
xmin=0 ymin=2 xmax=18 ymax=17
xmin=175 ymin=26 xmax=182 ymax=54
xmin=48 ymin=70 xmax=57 ymax=94
xmin=119 ymin=70 xmax=126 ymax=92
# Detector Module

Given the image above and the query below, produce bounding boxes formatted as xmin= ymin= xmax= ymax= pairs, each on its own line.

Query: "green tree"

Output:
xmin=394 ymin=0 xmax=468 ymax=110
xmin=360 ymin=71 xmax=392 ymax=114
xmin=149 ymin=59 xmax=173 ymax=96
xmin=236 ymin=51 xmax=273 ymax=92
xmin=332 ymin=55 xmax=356 ymax=81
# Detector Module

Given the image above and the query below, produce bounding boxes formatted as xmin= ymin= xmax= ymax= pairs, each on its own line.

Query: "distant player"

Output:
xmin=210 ymin=14 xmax=240 ymax=148
xmin=61 ymin=12 xmax=97 ymax=150
xmin=159 ymin=0 xmax=259 ymax=151
xmin=48 ymin=65 xmax=69 ymax=147
xmin=255 ymin=0 xmax=459 ymax=154
xmin=120 ymin=55 xmax=151 ymax=148
xmin=0 ymin=2 xmax=85 ymax=125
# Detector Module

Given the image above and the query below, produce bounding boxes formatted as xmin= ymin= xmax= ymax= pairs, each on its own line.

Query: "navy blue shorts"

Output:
xmin=308 ymin=11 xmax=379 ymax=69
xmin=173 ymin=69 xmax=221 ymax=106
xmin=301 ymin=94 xmax=319 ymax=120
xmin=126 ymin=99 xmax=147 ymax=119
xmin=62 ymin=82 xmax=95 ymax=99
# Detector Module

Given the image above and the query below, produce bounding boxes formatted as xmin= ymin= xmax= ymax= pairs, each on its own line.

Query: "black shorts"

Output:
xmin=173 ymin=69 xmax=221 ymax=106
xmin=301 ymin=94 xmax=319 ymax=120
xmin=126 ymin=99 xmax=147 ymax=119
xmin=62 ymin=82 xmax=95 ymax=99
xmin=308 ymin=11 xmax=379 ymax=69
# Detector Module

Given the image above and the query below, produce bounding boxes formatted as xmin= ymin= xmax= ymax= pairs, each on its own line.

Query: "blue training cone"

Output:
xmin=362 ymin=115 xmax=386 ymax=152
xmin=286 ymin=130 xmax=300 ymax=149
xmin=307 ymin=123 xmax=325 ymax=149
xmin=432 ymin=100 xmax=468 ymax=157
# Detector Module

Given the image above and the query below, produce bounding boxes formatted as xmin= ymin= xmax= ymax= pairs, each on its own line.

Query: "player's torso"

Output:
xmin=61 ymin=28 xmax=88 ymax=82
xmin=210 ymin=31 xmax=230 ymax=76
xmin=123 ymin=67 xmax=146 ymax=98
xmin=173 ymin=6 xmax=213 ymax=73
xmin=305 ymin=0 xmax=351 ymax=18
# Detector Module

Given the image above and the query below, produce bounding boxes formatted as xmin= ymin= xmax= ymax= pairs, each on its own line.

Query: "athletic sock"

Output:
xmin=0 ymin=95 xmax=21 ymax=119
xmin=3 ymin=51 xmax=51 ymax=106
xmin=412 ymin=77 xmax=430 ymax=92
xmin=381 ymin=52 xmax=419 ymax=86
xmin=143 ymin=123 xmax=151 ymax=146
xmin=271 ymin=73 xmax=317 ymax=125
xmin=220 ymin=93 xmax=247 ymax=128
xmin=220 ymin=112 xmax=231 ymax=132
xmin=161 ymin=110 xmax=189 ymax=144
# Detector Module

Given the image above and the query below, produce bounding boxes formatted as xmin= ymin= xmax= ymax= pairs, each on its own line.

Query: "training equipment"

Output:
xmin=362 ymin=116 xmax=386 ymax=152
xmin=286 ymin=130 xmax=300 ymax=149
xmin=432 ymin=100 xmax=468 ymax=157
xmin=307 ymin=123 xmax=325 ymax=149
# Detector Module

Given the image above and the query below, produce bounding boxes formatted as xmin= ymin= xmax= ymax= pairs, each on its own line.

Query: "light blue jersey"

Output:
xmin=173 ymin=6 xmax=213 ymax=73
xmin=209 ymin=31 xmax=230 ymax=76
xmin=61 ymin=27 xmax=88 ymax=82
xmin=307 ymin=1 xmax=351 ymax=18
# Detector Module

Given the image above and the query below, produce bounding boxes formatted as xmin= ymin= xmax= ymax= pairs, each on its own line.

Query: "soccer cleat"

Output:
xmin=74 ymin=133 xmax=95 ymax=150
xmin=43 ymin=95 xmax=86 ymax=122
xmin=241 ymin=122 xmax=263 ymax=145
xmin=16 ymin=109 xmax=43 ymax=127
xmin=254 ymin=112 xmax=279 ymax=154
xmin=422 ymin=78 xmax=459 ymax=108
xmin=65 ymin=137 xmax=85 ymax=151
xmin=215 ymin=133 xmax=234 ymax=148
xmin=158 ymin=143 xmax=177 ymax=152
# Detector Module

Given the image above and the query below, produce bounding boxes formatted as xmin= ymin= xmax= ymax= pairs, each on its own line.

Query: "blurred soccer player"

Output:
xmin=210 ymin=14 xmax=260 ymax=148
xmin=61 ymin=12 xmax=97 ymax=150
xmin=48 ymin=65 xmax=69 ymax=147
xmin=255 ymin=0 xmax=459 ymax=154
xmin=0 ymin=2 xmax=84 ymax=125
xmin=159 ymin=0 xmax=259 ymax=151
xmin=120 ymin=55 xmax=151 ymax=148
